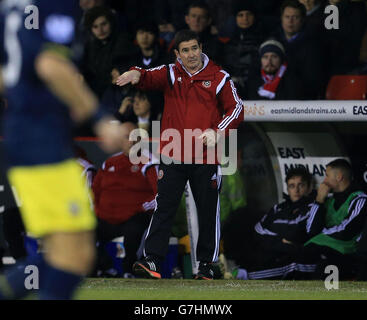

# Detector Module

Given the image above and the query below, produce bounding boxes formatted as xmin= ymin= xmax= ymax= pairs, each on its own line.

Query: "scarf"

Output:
xmin=258 ymin=63 xmax=287 ymax=99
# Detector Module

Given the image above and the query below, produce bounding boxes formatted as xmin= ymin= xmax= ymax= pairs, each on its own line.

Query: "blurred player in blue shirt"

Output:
xmin=0 ymin=0 xmax=124 ymax=299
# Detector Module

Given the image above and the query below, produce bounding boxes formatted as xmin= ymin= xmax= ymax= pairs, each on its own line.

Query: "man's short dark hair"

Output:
xmin=285 ymin=167 xmax=312 ymax=187
xmin=280 ymin=0 xmax=306 ymax=19
xmin=84 ymin=6 xmax=115 ymax=30
xmin=173 ymin=30 xmax=202 ymax=51
xmin=135 ymin=21 xmax=159 ymax=38
xmin=326 ymin=159 xmax=353 ymax=181
xmin=186 ymin=0 xmax=211 ymax=17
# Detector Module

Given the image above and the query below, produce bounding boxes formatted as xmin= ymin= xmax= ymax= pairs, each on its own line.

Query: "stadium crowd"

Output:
xmin=55 ymin=0 xmax=367 ymax=136
xmin=1 ymin=0 xmax=367 ymax=282
xmin=1 ymin=0 xmax=367 ymax=131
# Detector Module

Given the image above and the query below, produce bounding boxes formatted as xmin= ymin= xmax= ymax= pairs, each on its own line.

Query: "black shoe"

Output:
xmin=133 ymin=258 xmax=161 ymax=279
xmin=195 ymin=262 xmax=214 ymax=280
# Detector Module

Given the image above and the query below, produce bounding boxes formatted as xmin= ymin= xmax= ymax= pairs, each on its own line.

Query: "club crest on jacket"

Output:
xmin=202 ymin=80 xmax=211 ymax=88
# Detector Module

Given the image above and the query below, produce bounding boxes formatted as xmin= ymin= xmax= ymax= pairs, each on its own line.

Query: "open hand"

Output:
xmin=116 ymin=70 xmax=141 ymax=86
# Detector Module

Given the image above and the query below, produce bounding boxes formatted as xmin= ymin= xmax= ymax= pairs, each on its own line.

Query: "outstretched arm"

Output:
xmin=116 ymin=70 xmax=142 ymax=86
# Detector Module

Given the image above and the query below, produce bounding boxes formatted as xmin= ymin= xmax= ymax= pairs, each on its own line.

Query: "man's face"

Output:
xmin=91 ymin=16 xmax=111 ymax=41
xmin=323 ymin=166 xmax=340 ymax=191
xmin=287 ymin=176 xmax=310 ymax=202
xmin=133 ymin=95 xmax=151 ymax=118
xmin=281 ymin=7 xmax=303 ymax=37
xmin=261 ymin=52 xmax=282 ymax=74
xmin=185 ymin=7 xmax=211 ymax=33
xmin=136 ymin=30 xmax=156 ymax=50
xmin=236 ymin=10 xmax=255 ymax=29
xmin=175 ymin=39 xmax=203 ymax=74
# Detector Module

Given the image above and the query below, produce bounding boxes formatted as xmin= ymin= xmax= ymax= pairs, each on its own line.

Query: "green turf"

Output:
xmin=74 ymin=278 xmax=367 ymax=300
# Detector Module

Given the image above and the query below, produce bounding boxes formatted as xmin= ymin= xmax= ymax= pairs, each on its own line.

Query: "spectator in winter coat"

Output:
xmin=245 ymin=39 xmax=304 ymax=100
xmin=167 ymin=0 xmax=225 ymax=65
xmin=81 ymin=6 xmax=135 ymax=98
xmin=272 ymin=0 xmax=326 ymax=99
xmin=115 ymin=89 xmax=163 ymax=137
xmin=128 ymin=22 xmax=169 ymax=70
xmin=222 ymin=2 xmax=268 ymax=97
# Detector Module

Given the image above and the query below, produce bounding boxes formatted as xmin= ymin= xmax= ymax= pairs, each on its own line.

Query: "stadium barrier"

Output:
xmin=242 ymin=100 xmax=367 ymax=122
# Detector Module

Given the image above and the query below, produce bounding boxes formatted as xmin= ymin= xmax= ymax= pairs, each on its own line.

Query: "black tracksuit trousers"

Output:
xmin=143 ymin=162 xmax=221 ymax=263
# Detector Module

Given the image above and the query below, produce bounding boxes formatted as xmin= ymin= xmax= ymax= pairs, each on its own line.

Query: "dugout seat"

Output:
xmin=326 ymin=75 xmax=367 ymax=100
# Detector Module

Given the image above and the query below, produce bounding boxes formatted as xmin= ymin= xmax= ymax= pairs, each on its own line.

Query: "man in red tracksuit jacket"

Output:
xmin=92 ymin=122 xmax=158 ymax=276
xmin=117 ymin=29 xmax=243 ymax=280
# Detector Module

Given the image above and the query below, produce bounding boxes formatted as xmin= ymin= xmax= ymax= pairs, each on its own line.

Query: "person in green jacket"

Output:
xmin=302 ymin=158 xmax=367 ymax=279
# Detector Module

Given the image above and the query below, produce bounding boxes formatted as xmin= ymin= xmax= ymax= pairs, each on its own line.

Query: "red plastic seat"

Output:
xmin=326 ymin=75 xmax=367 ymax=100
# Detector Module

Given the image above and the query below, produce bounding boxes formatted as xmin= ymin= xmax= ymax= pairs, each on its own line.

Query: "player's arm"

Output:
xmin=35 ymin=50 xmax=123 ymax=153
xmin=35 ymin=51 xmax=98 ymax=123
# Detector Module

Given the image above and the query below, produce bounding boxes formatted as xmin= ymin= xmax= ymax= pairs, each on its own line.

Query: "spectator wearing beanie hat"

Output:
xmin=221 ymin=1 xmax=268 ymax=97
xmin=245 ymin=38 xmax=305 ymax=100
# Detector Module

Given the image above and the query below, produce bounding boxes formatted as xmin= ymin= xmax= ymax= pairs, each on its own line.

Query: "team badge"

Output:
xmin=131 ymin=165 xmax=139 ymax=173
xmin=69 ymin=201 xmax=80 ymax=216
xmin=158 ymin=169 xmax=164 ymax=180
xmin=202 ymin=80 xmax=211 ymax=88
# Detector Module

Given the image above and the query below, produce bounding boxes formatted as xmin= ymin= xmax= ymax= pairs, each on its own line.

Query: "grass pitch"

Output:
xmin=74 ymin=278 xmax=367 ymax=300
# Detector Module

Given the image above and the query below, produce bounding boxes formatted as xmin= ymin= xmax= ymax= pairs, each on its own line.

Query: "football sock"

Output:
xmin=38 ymin=262 xmax=83 ymax=300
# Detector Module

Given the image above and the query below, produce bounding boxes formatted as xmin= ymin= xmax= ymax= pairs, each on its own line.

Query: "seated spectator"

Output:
xmin=77 ymin=0 xmax=128 ymax=45
xmin=92 ymin=122 xmax=158 ymax=277
xmin=99 ymin=69 xmax=132 ymax=117
xmin=81 ymin=6 xmax=135 ymax=98
xmin=301 ymin=159 xmax=367 ymax=280
xmin=222 ymin=2 xmax=267 ymax=95
xmin=226 ymin=167 xmax=317 ymax=280
xmin=323 ymin=0 xmax=367 ymax=76
xmin=128 ymin=22 xmax=169 ymax=70
xmin=115 ymin=89 xmax=163 ymax=137
xmin=168 ymin=0 xmax=224 ymax=65
xmin=272 ymin=0 xmax=326 ymax=99
xmin=245 ymin=39 xmax=305 ymax=99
